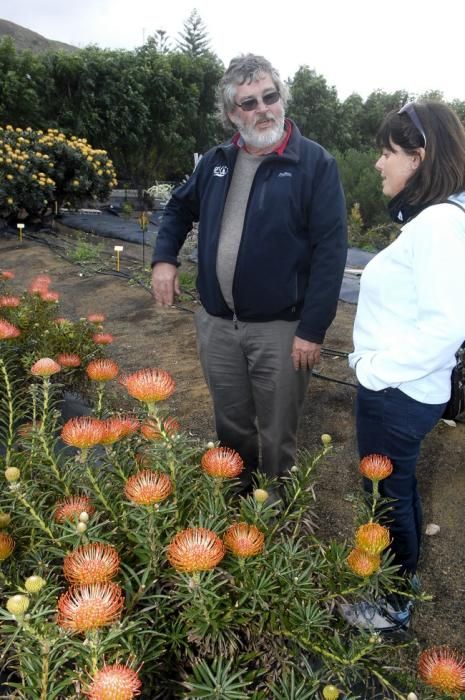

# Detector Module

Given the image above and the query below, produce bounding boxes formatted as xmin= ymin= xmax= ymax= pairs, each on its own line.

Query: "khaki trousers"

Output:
xmin=194 ymin=308 xmax=311 ymax=489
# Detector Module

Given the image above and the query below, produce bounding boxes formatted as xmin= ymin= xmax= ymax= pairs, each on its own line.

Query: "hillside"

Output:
xmin=0 ymin=18 xmax=78 ymax=53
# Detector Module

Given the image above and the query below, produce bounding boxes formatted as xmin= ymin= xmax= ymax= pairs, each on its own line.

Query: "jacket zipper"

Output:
xmin=231 ymin=165 xmax=274 ymax=310
xmin=258 ymin=168 xmax=272 ymax=210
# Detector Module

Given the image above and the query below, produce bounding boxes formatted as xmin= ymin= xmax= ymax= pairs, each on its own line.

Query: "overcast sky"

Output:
xmin=2 ymin=0 xmax=465 ymax=102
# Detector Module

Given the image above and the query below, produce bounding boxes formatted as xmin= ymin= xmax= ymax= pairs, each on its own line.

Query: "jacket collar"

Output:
xmin=388 ymin=190 xmax=429 ymax=224
xmin=231 ymin=118 xmax=292 ymax=155
xmin=216 ymin=119 xmax=302 ymax=164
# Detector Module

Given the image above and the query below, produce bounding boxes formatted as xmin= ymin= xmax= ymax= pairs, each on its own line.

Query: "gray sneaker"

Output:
xmin=339 ymin=599 xmax=412 ymax=631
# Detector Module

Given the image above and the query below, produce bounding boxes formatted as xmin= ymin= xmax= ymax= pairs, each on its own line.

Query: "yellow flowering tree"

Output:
xmin=0 ymin=125 xmax=117 ymax=223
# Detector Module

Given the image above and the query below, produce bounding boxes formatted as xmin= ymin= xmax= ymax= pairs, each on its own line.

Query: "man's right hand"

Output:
xmin=151 ymin=263 xmax=180 ymax=306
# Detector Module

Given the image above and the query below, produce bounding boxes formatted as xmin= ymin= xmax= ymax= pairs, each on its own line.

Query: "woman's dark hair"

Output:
xmin=376 ymin=101 xmax=465 ymax=205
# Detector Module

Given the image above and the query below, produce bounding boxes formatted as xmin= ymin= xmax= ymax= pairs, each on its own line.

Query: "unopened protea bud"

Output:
xmin=407 ymin=693 xmax=418 ymax=700
xmin=0 ymin=532 xmax=14 ymax=560
xmin=4 ymin=467 xmax=20 ymax=482
xmin=76 ymin=522 xmax=87 ymax=534
xmin=24 ymin=575 xmax=46 ymax=593
xmin=6 ymin=594 xmax=30 ymax=616
xmin=253 ymin=488 xmax=269 ymax=504
xmin=206 ymin=441 xmax=215 ymax=449
xmin=79 ymin=511 xmax=89 ymax=523
xmin=321 ymin=433 xmax=332 ymax=446
xmin=0 ymin=512 xmax=11 ymax=528
xmin=290 ymin=465 xmax=298 ymax=473
xmin=322 ymin=685 xmax=340 ymax=700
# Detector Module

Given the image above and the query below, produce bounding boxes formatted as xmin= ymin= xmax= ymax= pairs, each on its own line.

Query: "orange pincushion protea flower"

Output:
xmin=98 ymin=416 xmax=138 ymax=444
xmin=140 ymin=416 xmax=180 ymax=441
xmin=29 ymin=275 xmax=51 ymax=294
xmin=122 ymin=368 xmax=175 ymax=404
xmin=57 ymin=582 xmax=124 ymax=632
xmin=87 ymin=313 xmax=106 ymax=324
xmin=418 ymin=646 xmax=465 ymax=696
xmin=167 ymin=527 xmax=225 ymax=573
xmin=85 ymin=663 xmax=142 ymax=700
xmin=346 ymin=547 xmax=381 ymax=577
xmin=64 ymin=543 xmax=120 ymax=584
xmin=31 ymin=358 xmax=61 ymax=377
xmin=115 ymin=416 xmax=140 ymax=438
xmin=61 ymin=417 xmax=104 ymax=449
xmin=54 ymin=496 xmax=95 ymax=523
xmin=40 ymin=290 xmax=60 ymax=303
xmin=86 ymin=359 xmax=119 ymax=382
xmin=56 ymin=353 xmax=81 ymax=368
xmin=93 ymin=333 xmax=114 ymax=345
xmin=0 ymin=296 xmax=20 ymax=307
xmin=359 ymin=454 xmax=393 ymax=481
xmin=224 ymin=523 xmax=265 ymax=558
xmin=0 ymin=532 xmax=15 ymax=561
xmin=0 ymin=270 xmax=15 ymax=280
xmin=201 ymin=447 xmax=244 ymax=479
xmin=0 ymin=319 xmax=21 ymax=339
xmin=124 ymin=470 xmax=173 ymax=506
xmin=355 ymin=522 xmax=391 ymax=555
xmin=100 ymin=417 xmax=130 ymax=446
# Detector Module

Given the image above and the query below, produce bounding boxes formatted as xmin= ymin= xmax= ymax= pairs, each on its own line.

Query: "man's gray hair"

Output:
xmin=217 ymin=53 xmax=290 ymax=130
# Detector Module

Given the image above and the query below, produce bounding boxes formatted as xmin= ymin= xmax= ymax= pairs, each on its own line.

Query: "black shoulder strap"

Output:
xmin=448 ymin=200 xmax=465 ymax=214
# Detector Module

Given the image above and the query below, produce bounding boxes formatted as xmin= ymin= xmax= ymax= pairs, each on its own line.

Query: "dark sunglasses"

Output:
xmin=398 ymin=102 xmax=427 ymax=148
xmin=235 ymin=90 xmax=280 ymax=112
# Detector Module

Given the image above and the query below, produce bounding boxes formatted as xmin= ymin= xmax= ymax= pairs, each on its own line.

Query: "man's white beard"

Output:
xmin=236 ymin=112 xmax=285 ymax=150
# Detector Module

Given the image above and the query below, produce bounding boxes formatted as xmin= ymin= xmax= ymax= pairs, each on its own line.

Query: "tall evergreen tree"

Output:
xmin=177 ymin=9 xmax=210 ymax=57
xmin=148 ymin=29 xmax=171 ymax=54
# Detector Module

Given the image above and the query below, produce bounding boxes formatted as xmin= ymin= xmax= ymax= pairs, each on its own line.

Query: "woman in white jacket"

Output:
xmin=345 ymin=101 xmax=465 ymax=631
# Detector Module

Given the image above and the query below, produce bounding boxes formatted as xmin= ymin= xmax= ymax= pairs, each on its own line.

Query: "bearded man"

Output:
xmin=151 ymin=53 xmax=347 ymax=492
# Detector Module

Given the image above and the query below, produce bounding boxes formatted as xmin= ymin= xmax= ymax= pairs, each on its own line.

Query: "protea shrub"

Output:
xmin=0 ymin=270 xmax=110 ymax=396
xmin=0 ymin=274 xmax=433 ymax=698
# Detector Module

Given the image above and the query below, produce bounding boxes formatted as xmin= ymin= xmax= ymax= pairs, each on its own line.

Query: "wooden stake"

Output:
xmin=114 ymin=245 xmax=124 ymax=272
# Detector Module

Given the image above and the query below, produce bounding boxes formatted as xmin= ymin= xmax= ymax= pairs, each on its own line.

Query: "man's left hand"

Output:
xmin=291 ymin=337 xmax=321 ymax=371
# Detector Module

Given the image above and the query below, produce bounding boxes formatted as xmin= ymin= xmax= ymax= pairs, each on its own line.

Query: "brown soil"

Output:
xmin=1 ymin=224 xmax=464 ymax=652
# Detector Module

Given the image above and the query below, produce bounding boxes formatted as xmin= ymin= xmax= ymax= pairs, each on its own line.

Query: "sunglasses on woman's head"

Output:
xmin=235 ymin=90 xmax=281 ymax=112
xmin=398 ymin=102 xmax=427 ymax=148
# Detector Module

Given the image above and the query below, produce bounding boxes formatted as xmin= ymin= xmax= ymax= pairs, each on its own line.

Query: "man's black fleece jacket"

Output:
xmin=152 ymin=120 xmax=347 ymax=344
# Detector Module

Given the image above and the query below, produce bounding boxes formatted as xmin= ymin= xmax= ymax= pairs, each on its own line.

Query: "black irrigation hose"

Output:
xmin=10 ymin=228 xmax=357 ymax=388
xmin=312 ymin=370 xmax=357 ymax=388
xmin=24 ymin=229 xmax=199 ymax=310
xmin=24 ymin=229 xmax=153 ymax=293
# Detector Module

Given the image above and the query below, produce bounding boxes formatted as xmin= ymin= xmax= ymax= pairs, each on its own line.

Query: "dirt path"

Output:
xmin=1 ymin=226 xmax=464 ymax=650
